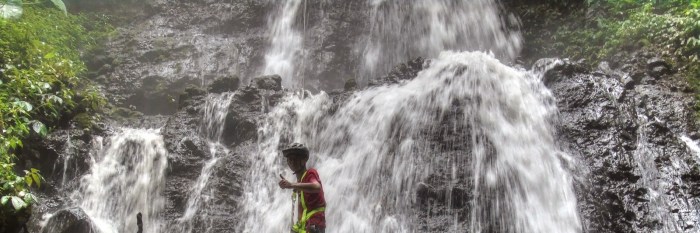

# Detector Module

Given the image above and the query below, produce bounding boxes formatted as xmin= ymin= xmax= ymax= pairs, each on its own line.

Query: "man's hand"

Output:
xmin=279 ymin=174 xmax=294 ymax=189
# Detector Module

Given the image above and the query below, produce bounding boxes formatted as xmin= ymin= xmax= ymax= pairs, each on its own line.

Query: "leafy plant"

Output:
xmin=0 ymin=4 xmax=108 ymax=229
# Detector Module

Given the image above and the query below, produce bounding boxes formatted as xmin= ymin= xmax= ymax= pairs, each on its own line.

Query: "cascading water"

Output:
xmin=174 ymin=92 xmax=235 ymax=233
xmin=360 ymin=0 xmax=521 ymax=84
xmin=239 ymin=51 xmax=581 ymax=233
xmin=262 ymin=0 xmax=520 ymax=88
xmin=263 ymin=0 xmax=305 ymax=89
xmin=59 ymin=128 xmax=168 ymax=233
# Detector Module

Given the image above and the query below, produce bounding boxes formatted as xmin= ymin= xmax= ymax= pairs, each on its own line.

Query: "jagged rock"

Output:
xmin=344 ymin=78 xmax=357 ymax=91
xmin=156 ymin=81 xmax=284 ymax=231
xmin=178 ymin=85 xmax=206 ymax=109
xmin=369 ymin=57 xmax=426 ymax=86
xmin=647 ymin=57 xmax=670 ymax=68
xmin=208 ymin=76 xmax=240 ymax=94
xmin=41 ymin=208 xmax=97 ymax=233
xmin=537 ymin=58 xmax=589 ymax=86
xmin=546 ymin=59 xmax=699 ymax=233
xmin=250 ymin=74 xmax=282 ymax=91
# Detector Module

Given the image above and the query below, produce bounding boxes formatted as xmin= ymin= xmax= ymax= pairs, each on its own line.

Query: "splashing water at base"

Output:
xmin=67 ymin=128 xmax=168 ymax=233
xmin=239 ymin=51 xmax=581 ymax=233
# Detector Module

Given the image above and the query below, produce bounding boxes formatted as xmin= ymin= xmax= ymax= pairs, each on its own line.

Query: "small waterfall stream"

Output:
xmin=175 ymin=92 xmax=235 ymax=233
xmin=65 ymin=128 xmax=168 ymax=233
xmin=240 ymin=51 xmax=581 ymax=233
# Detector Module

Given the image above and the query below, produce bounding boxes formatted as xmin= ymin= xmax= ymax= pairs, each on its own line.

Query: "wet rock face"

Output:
xmin=368 ymin=57 xmax=427 ymax=87
xmin=208 ymin=76 xmax=241 ymax=94
xmin=159 ymin=80 xmax=285 ymax=231
xmin=93 ymin=0 xmax=370 ymax=115
xmin=544 ymin=55 xmax=700 ymax=232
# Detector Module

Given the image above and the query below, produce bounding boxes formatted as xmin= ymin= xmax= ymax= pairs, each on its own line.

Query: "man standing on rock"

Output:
xmin=278 ymin=143 xmax=326 ymax=233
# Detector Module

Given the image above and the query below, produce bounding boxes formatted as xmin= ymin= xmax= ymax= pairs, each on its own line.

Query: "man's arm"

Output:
xmin=279 ymin=176 xmax=321 ymax=193
xmin=290 ymin=179 xmax=321 ymax=193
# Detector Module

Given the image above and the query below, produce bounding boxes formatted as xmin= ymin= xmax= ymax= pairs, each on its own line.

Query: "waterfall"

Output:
xmin=175 ymin=92 xmax=235 ymax=233
xmin=239 ymin=51 xmax=581 ymax=233
xmin=263 ymin=0 xmax=305 ymax=89
xmin=262 ymin=0 xmax=521 ymax=88
xmin=360 ymin=0 xmax=521 ymax=84
xmin=67 ymin=128 xmax=168 ymax=233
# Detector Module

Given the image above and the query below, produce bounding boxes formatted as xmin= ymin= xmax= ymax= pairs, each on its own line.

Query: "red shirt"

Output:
xmin=298 ymin=169 xmax=326 ymax=228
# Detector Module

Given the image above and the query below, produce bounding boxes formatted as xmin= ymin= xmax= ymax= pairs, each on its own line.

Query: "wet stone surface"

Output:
xmin=544 ymin=54 xmax=700 ymax=233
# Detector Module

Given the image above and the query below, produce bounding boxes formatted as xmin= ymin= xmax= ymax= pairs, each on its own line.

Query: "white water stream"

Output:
xmin=175 ymin=92 xmax=235 ymax=233
xmin=261 ymin=0 xmax=521 ymax=88
xmin=65 ymin=128 xmax=168 ymax=233
xmin=239 ymin=51 xmax=581 ymax=233
xmin=263 ymin=0 xmax=305 ymax=89
xmin=360 ymin=0 xmax=521 ymax=84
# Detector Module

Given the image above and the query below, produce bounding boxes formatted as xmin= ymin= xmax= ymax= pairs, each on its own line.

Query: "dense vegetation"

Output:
xmin=514 ymin=0 xmax=700 ymax=114
xmin=0 ymin=1 xmax=109 ymax=228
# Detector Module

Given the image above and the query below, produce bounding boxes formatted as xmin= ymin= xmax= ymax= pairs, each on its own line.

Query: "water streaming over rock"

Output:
xmin=240 ymin=51 xmax=581 ymax=233
xmin=360 ymin=0 xmax=521 ymax=84
xmin=629 ymin=119 xmax=700 ymax=232
xmin=261 ymin=0 xmax=521 ymax=88
xmin=60 ymin=132 xmax=74 ymax=187
xmin=263 ymin=0 xmax=306 ymax=89
xmin=174 ymin=92 xmax=235 ymax=233
xmin=56 ymin=128 xmax=168 ymax=233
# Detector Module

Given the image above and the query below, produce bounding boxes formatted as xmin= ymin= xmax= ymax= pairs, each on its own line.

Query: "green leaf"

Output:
xmin=23 ymin=193 xmax=37 ymax=204
xmin=32 ymin=121 xmax=48 ymax=136
xmin=25 ymin=175 xmax=33 ymax=187
xmin=44 ymin=52 xmax=56 ymax=59
xmin=10 ymin=196 xmax=25 ymax=210
xmin=31 ymin=173 xmax=41 ymax=188
xmin=14 ymin=101 xmax=32 ymax=112
xmin=50 ymin=0 xmax=67 ymax=15
xmin=1 ymin=196 xmax=9 ymax=205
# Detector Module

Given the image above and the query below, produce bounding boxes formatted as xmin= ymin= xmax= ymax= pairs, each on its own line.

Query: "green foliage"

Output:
xmin=0 ymin=4 xmax=108 ymax=224
xmin=518 ymin=0 xmax=700 ymax=117
xmin=0 ymin=0 xmax=67 ymax=17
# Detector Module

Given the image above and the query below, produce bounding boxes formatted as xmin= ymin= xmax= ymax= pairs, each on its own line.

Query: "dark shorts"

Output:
xmin=308 ymin=225 xmax=325 ymax=233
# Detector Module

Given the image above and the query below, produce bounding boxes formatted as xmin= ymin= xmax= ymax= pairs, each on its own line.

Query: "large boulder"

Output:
xmin=250 ymin=74 xmax=282 ymax=91
xmin=208 ymin=76 xmax=241 ymax=94
xmin=41 ymin=208 xmax=97 ymax=233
